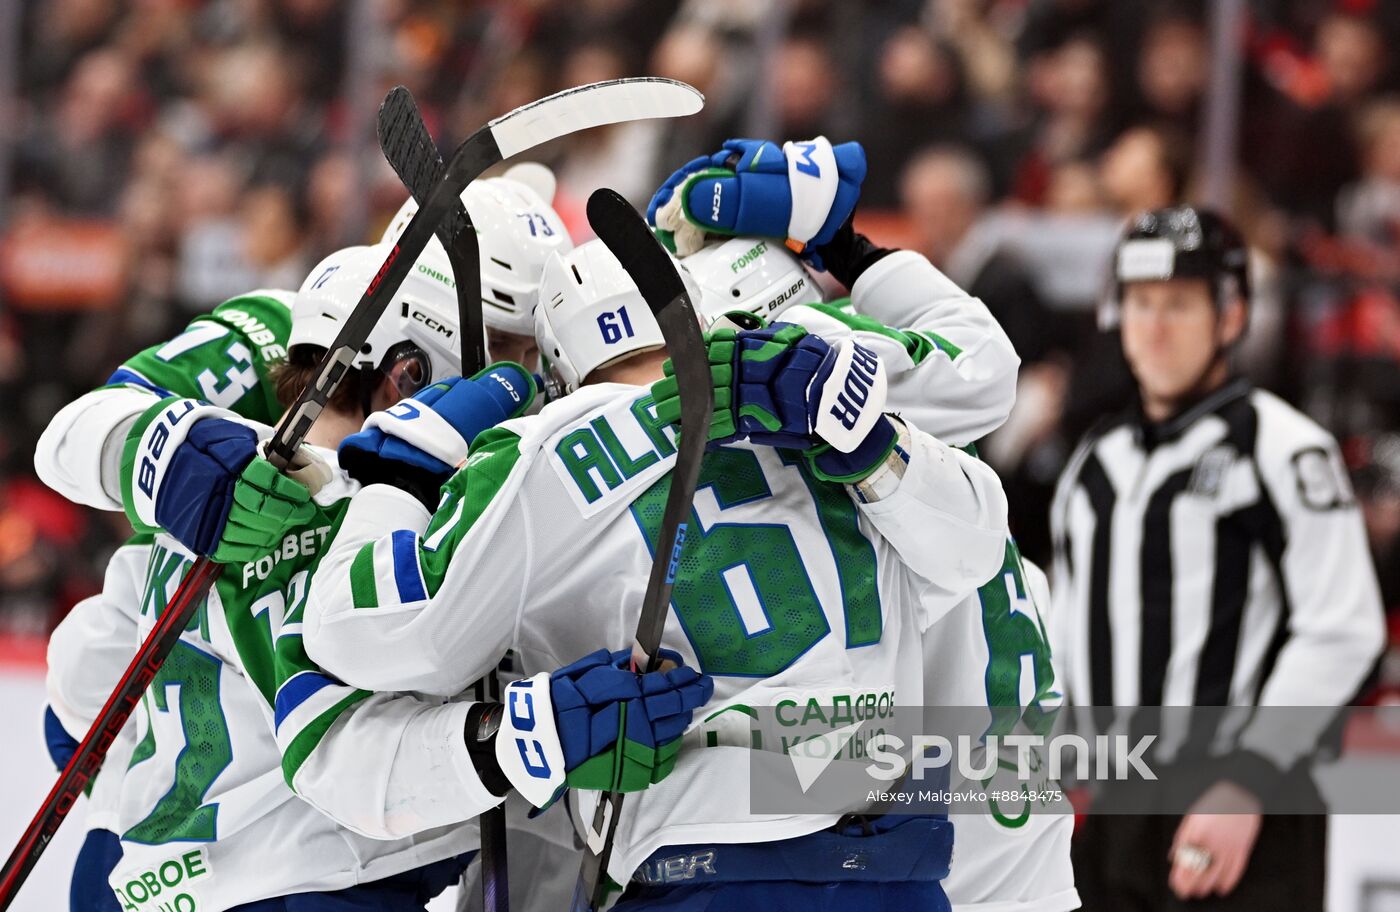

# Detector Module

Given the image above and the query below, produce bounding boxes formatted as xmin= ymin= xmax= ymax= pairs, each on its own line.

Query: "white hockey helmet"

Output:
xmin=534 ymin=239 xmax=699 ymax=393
xmin=381 ymin=164 xmax=573 ymax=337
xmin=291 ymin=242 xmax=462 ymax=390
xmin=682 ymin=236 xmax=823 ymax=325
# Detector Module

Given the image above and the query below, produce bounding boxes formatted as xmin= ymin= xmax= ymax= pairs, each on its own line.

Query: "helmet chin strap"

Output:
xmin=1147 ymin=320 xmax=1234 ymax=423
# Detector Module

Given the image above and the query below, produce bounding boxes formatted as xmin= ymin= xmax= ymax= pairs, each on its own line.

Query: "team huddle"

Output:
xmin=34 ymin=133 xmax=1079 ymax=912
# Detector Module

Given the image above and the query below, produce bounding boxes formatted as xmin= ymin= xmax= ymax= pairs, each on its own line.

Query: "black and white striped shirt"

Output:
xmin=1049 ymin=379 xmax=1383 ymax=731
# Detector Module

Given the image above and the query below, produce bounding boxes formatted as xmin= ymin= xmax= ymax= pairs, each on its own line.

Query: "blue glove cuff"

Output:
xmin=809 ymin=415 xmax=898 ymax=483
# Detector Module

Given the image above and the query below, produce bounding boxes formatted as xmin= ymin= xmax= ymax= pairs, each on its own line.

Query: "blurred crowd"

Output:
xmin=0 ymin=0 xmax=1397 ymax=695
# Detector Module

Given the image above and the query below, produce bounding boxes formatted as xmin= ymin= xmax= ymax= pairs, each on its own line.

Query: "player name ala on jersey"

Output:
xmin=550 ymin=390 xmax=679 ymax=517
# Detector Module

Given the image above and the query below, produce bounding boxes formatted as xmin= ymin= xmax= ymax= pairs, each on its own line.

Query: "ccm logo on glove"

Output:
xmin=488 ymin=369 xmax=525 ymax=404
xmin=506 ymin=681 xmax=552 ymax=779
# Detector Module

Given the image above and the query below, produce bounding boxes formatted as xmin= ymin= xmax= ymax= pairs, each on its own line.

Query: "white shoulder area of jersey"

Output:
xmin=501 ymin=382 xmax=648 ymax=450
xmin=779 ymin=302 xmax=853 ymax=337
xmin=1058 ymin=415 xmax=1132 ymax=488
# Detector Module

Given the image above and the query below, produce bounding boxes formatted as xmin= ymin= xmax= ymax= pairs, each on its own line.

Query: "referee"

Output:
xmin=1049 ymin=206 xmax=1385 ymax=909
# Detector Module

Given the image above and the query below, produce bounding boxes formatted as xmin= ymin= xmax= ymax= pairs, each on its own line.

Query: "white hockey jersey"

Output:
xmin=825 ymin=252 xmax=1078 ymax=911
xmin=303 ymin=374 xmax=1009 ymax=884
xmin=925 ymin=556 xmax=1079 ymax=912
xmin=45 ymin=538 xmax=150 ymax=837
xmin=34 ymin=293 xmax=505 ymax=909
xmin=807 ymin=249 xmax=1022 ymax=450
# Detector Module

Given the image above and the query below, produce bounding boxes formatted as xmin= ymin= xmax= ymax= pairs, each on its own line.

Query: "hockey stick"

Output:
xmin=376 ymin=88 xmax=508 ymax=912
xmin=377 ymin=87 xmax=488 ymax=382
xmin=570 ymin=189 xmax=714 ymax=911
xmin=0 ymin=78 xmax=703 ymax=911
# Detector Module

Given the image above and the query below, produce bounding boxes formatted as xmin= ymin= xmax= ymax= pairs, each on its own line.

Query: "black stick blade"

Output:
xmin=377 ymin=87 xmax=442 ymax=197
xmin=586 ymin=189 xmax=689 ymax=320
xmin=576 ymin=189 xmax=715 ymax=909
xmin=377 ymin=87 xmax=470 ymax=246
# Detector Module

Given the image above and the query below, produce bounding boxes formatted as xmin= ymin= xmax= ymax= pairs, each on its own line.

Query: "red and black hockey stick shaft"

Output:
xmin=0 ymin=78 xmax=702 ymax=911
xmin=0 ymin=88 xmax=491 ymax=910
xmin=376 ymin=90 xmax=508 ymax=912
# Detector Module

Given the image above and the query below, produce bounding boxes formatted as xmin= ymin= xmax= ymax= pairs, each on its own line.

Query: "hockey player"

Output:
xmin=380 ymin=164 xmax=572 ymax=372
xmin=33 ymin=241 xmax=710 ymax=912
xmin=685 ymin=236 xmax=1077 ymax=912
xmin=36 ymin=272 xmax=316 ymax=911
xmin=296 ymin=210 xmax=1011 ymax=912
xmin=31 ymin=168 xmax=576 ymax=910
xmin=378 ymin=165 xmax=582 ymax=912
xmin=652 ymin=139 xmax=1079 ymax=911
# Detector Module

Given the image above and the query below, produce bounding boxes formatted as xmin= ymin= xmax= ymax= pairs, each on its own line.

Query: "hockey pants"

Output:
xmin=612 ymin=815 xmax=953 ymax=912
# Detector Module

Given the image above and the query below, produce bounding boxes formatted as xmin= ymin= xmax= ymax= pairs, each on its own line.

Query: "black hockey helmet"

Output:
xmin=1100 ymin=205 xmax=1250 ymax=329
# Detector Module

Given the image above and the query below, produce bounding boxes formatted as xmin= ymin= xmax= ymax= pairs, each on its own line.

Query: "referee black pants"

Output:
xmin=1072 ymin=814 xmax=1326 ymax=911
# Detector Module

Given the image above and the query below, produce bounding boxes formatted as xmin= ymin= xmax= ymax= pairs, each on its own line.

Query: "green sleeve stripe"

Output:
xmin=281 ymin=689 xmax=372 ymax=787
xmin=804 ymin=302 xmax=938 ymax=364
xmin=419 ymin=428 xmax=524 ymax=596
xmin=920 ymin=331 xmax=963 ymax=360
xmin=349 ymin=543 xmax=379 ymax=609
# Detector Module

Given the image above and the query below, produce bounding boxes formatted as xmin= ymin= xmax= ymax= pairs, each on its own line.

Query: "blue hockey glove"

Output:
xmin=648 ymin=137 xmax=866 ymax=270
xmin=119 ymin=398 xmax=312 ymax=557
xmin=654 ymin=322 xmax=896 ymax=482
xmin=339 ymin=362 xmax=535 ymax=502
xmin=495 ymin=648 xmax=713 ymax=808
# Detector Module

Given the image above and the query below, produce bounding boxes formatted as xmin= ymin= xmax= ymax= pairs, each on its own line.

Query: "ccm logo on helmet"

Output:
xmin=829 ymin=342 xmax=880 ymax=431
xmin=506 ymin=680 xmax=552 ymax=779
xmin=410 ymin=309 xmax=454 ymax=339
